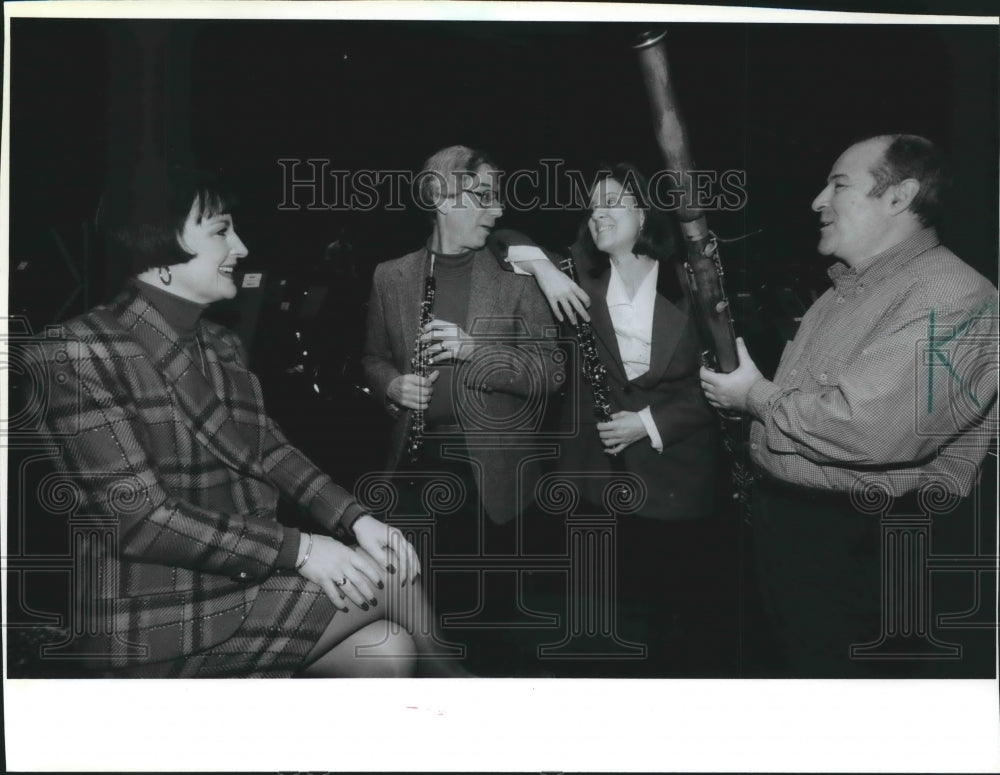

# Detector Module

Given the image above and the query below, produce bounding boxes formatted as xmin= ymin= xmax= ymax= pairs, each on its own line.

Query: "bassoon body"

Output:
xmin=633 ymin=30 xmax=753 ymax=506
xmin=633 ymin=30 xmax=739 ymax=374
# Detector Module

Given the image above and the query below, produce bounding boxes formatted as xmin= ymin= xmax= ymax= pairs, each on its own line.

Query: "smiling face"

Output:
xmin=437 ymin=163 xmax=503 ymax=252
xmin=168 ymin=199 xmax=248 ymax=304
xmin=811 ymin=138 xmax=897 ymax=267
xmin=588 ymin=176 xmax=645 ymax=257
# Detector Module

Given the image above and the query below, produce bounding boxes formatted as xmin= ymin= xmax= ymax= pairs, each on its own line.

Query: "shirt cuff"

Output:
xmin=275 ymin=526 xmax=302 ymax=571
xmin=504 ymin=244 xmax=548 ymax=275
xmin=746 ymin=377 xmax=782 ymax=420
xmin=637 ymin=406 xmax=663 ymax=452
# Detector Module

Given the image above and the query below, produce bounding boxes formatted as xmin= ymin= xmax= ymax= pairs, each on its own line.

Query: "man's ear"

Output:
xmin=888 ymin=178 xmax=920 ymax=215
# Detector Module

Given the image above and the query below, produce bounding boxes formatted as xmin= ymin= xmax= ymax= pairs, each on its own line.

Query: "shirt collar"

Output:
xmin=827 ymin=227 xmax=940 ymax=289
xmin=607 ymin=260 xmax=659 ymax=308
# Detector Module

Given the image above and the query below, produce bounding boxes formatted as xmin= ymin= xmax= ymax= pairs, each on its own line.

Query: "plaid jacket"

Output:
xmin=40 ymin=284 xmax=365 ymax=667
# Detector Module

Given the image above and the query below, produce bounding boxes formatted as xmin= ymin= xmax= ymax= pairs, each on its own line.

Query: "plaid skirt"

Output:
xmin=119 ymin=574 xmax=338 ymax=678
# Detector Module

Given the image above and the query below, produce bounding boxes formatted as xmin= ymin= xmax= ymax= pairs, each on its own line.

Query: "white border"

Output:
xmin=6 ymin=679 xmax=1000 ymax=771
xmin=3 ymin=0 xmax=998 ymax=24
xmin=3 ymin=2 xmax=998 ymax=772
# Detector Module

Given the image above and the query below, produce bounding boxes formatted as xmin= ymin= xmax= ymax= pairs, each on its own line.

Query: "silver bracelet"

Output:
xmin=294 ymin=533 xmax=314 ymax=571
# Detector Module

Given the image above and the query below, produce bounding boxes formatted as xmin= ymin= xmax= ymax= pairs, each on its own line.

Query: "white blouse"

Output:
xmin=606 ymin=261 xmax=663 ymax=452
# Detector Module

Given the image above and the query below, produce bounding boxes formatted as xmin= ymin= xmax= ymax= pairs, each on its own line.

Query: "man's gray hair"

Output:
xmin=416 ymin=144 xmax=496 ymax=212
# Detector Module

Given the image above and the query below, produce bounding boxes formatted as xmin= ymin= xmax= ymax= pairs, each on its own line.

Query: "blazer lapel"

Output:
xmin=579 ymin=264 xmax=687 ymax=389
xmin=582 ymin=270 xmax=629 ymax=385
xmin=396 ymin=249 xmax=430 ymax=365
xmin=107 ymin=288 xmax=266 ymax=480
xmin=632 ymin=292 xmax=687 ymax=389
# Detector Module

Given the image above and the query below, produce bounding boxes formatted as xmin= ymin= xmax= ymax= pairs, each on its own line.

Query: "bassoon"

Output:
xmin=633 ymin=30 xmax=738 ymax=372
xmin=633 ymin=30 xmax=753 ymax=505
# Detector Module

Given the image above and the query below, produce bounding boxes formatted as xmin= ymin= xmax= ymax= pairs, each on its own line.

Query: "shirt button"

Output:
xmin=750 ymin=442 xmax=758 ymax=450
xmin=790 ymin=369 xmax=797 ymax=377
xmin=237 ymin=571 xmax=248 ymax=580
xmin=836 ymin=296 xmax=844 ymax=303
xmin=819 ymin=373 xmax=827 ymax=382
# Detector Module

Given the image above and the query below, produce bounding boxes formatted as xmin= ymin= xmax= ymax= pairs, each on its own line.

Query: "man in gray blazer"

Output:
xmin=362 ymin=146 xmax=564 ymax=637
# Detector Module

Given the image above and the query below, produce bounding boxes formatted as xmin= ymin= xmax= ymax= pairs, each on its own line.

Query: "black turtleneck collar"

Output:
xmin=427 ymin=243 xmax=475 ymax=271
xmin=131 ymin=279 xmax=208 ymax=341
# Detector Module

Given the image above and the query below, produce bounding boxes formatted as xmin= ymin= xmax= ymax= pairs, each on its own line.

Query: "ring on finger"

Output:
xmin=334 ymin=576 xmax=348 ymax=587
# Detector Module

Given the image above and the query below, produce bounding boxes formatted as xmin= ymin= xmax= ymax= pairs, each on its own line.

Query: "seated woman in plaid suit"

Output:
xmin=40 ymin=165 xmax=461 ymax=677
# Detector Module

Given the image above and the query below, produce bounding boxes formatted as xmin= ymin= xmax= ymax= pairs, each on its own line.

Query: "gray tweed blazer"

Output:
xmin=362 ymin=230 xmax=564 ymax=524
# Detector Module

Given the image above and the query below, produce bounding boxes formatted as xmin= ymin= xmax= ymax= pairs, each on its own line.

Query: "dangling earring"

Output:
xmin=158 ymin=266 xmax=172 ymax=286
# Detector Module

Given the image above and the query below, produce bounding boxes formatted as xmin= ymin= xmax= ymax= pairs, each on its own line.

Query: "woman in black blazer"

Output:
xmin=515 ymin=163 xmax=727 ymax=675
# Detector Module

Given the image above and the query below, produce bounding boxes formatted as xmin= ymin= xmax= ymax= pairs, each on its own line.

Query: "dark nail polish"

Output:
xmin=377 ymin=580 xmax=384 ymax=590
xmin=361 ymin=602 xmax=370 ymax=611
xmin=370 ymin=598 xmax=378 ymax=607
xmin=387 ymin=564 xmax=396 ymax=574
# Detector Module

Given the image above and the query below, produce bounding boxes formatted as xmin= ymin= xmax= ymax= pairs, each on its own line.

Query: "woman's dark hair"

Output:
xmin=97 ymin=163 xmax=237 ymax=276
xmin=577 ymin=162 xmax=680 ymax=279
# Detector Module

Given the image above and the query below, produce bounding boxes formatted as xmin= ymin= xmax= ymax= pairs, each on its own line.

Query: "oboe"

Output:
xmin=404 ymin=255 xmax=436 ymax=462
xmin=559 ymin=251 xmax=613 ymax=424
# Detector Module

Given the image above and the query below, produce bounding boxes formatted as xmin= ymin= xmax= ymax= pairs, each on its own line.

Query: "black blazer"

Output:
xmin=557 ymin=247 xmax=722 ymax=521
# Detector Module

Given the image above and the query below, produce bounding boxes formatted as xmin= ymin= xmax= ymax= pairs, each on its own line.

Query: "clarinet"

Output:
xmin=558 ymin=251 xmax=613 ymax=424
xmin=404 ymin=256 xmax=436 ymax=462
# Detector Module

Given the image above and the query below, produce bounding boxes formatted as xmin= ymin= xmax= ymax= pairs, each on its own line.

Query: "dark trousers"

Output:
xmin=393 ymin=439 xmax=523 ymax=672
xmin=613 ymin=513 xmax=740 ymax=676
xmin=751 ymin=477 xmax=889 ymax=677
xmin=751 ymin=473 xmax=997 ymax=678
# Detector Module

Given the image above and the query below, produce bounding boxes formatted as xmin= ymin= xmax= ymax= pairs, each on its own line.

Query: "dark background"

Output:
xmin=8 ymin=15 xmax=998 ymax=486
xmin=9 ymin=19 xmax=998 ymax=307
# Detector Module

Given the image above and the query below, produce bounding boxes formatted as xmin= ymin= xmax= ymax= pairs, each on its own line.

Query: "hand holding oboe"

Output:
xmin=419 ymin=318 xmax=477 ymax=363
xmin=388 ymin=370 xmax=440 ymax=411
